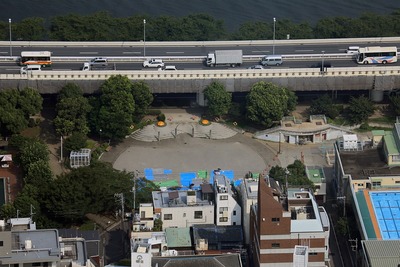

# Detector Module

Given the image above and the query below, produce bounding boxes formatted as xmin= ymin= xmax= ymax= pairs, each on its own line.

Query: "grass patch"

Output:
xmin=368 ymin=116 xmax=396 ymax=124
xmin=79 ymin=221 xmax=98 ymax=230
xmin=86 ymin=139 xmax=97 ymax=149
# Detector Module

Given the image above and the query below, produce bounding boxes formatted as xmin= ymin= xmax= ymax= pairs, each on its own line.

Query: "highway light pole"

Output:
xmin=272 ymin=17 xmax=276 ymax=55
xmin=321 ymin=50 xmax=325 ymax=74
xmin=143 ymin=19 xmax=146 ymax=58
xmin=8 ymin=18 xmax=12 ymax=57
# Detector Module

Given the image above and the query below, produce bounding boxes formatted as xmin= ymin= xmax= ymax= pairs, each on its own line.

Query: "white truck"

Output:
xmin=206 ymin=50 xmax=243 ymax=67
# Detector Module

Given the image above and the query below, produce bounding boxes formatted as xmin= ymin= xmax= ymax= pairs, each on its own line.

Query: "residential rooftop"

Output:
xmin=339 ymin=148 xmax=400 ymax=180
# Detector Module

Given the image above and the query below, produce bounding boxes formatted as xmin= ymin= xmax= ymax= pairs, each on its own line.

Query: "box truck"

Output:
xmin=206 ymin=50 xmax=243 ymax=67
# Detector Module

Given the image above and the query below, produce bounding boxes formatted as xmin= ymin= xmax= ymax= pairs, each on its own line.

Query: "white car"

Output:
xmin=158 ymin=65 xmax=177 ymax=71
xmin=143 ymin=59 xmax=164 ymax=68
xmin=248 ymin=65 xmax=264 ymax=70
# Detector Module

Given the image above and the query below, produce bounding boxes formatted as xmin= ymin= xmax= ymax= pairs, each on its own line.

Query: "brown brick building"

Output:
xmin=250 ymin=178 xmax=330 ymax=266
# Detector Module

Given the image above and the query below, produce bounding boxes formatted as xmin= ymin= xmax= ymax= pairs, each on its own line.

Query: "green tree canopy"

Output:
xmin=19 ymin=139 xmax=49 ymax=172
xmin=131 ymin=81 xmax=154 ymax=119
xmin=43 ymin=162 xmax=133 ymax=223
xmin=246 ymin=82 xmax=297 ymax=127
xmin=309 ymin=94 xmax=340 ymax=119
xmin=54 ymin=84 xmax=91 ymax=136
xmin=94 ymin=75 xmax=136 ymax=140
xmin=347 ymin=95 xmax=375 ymax=124
xmin=203 ymin=81 xmax=232 ymax=117
xmin=64 ymin=132 xmax=87 ymax=154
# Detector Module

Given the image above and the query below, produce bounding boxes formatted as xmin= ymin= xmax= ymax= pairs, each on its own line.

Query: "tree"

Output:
xmin=18 ymin=88 xmax=43 ymax=117
xmin=64 ymin=132 xmax=87 ymax=154
xmin=269 ymin=160 xmax=313 ymax=190
xmin=309 ymin=94 xmax=340 ymax=119
xmin=95 ymin=75 xmax=136 ymax=140
xmin=19 ymin=140 xmax=49 ymax=172
xmin=347 ymin=95 xmax=375 ymax=124
xmin=389 ymin=95 xmax=400 ymax=116
xmin=246 ymin=82 xmax=297 ymax=127
xmin=24 ymin=160 xmax=53 ymax=187
xmin=131 ymin=81 xmax=154 ymax=119
xmin=14 ymin=17 xmax=46 ymax=41
xmin=203 ymin=81 xmax=232 ymax=117
xmin=54 ymin=84 xmax=91 ymax=136
xmin=43 ymin=162 xmax=133 ymax=223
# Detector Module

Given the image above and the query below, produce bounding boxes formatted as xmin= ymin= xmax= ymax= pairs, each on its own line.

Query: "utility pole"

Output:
xmin=114 ymin=193 xmax=125 ymax=221
xmin=349 ymin=238 xmax=358 ymax=267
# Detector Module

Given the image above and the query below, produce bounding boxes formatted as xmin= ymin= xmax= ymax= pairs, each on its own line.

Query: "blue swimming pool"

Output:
xmin=370 ymin=192 xmax=400 ymax=240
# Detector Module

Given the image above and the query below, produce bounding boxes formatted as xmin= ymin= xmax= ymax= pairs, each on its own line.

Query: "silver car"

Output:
xmin=143 ymin=58 xmax=164 ymax=68
xmin=248 ymin=65 xmax=264 ymax=70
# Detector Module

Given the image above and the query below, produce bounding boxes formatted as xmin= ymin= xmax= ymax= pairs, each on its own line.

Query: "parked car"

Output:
xmin=248 ymin=65 xmax=264 ymax=70
xmin=143 ymin=58 xmax=164 ymax=68
xmin=158 ymin=65 xmax=177 ymax=71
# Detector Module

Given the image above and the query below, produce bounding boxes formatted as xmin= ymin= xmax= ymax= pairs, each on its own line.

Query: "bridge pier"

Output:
xmin=197 ymin=91 xmax=206 ymax=107
xmin=370 ymin=90 xmax=384 ymax=102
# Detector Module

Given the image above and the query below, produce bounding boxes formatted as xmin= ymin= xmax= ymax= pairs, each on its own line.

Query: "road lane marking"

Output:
xmin=166 ymin=52 xmax=184 ymax=54
xmin=253 ymin=51 xmax=270 ymax=53
xmin=295 ymin=49 xmax=314 ymax=52
xmin=79 ymin=52 xmax=98 ymax=54
xmin=123 ymin=52 xmax=141 ymax=54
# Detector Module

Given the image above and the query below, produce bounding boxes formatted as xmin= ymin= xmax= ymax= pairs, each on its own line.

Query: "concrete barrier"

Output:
xmin=0 ymin=37 xmax=399 ymax=47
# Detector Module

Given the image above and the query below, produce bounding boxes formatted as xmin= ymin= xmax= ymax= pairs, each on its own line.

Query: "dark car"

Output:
xmin=310 ymin=61 xmax=332 ymax=71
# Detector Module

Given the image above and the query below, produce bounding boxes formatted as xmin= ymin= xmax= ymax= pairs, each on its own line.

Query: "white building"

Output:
xmin=152 ymin=184 xmax=215 ymax=229
xmin=213 ymin=174 xmax=241 ymax=226
xmin=239 ymin=178 xmax=258 ymax=245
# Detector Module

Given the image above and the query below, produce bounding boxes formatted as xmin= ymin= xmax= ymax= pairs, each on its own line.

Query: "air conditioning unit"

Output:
xmin=161 ymin=243 xmax=168 ymax=251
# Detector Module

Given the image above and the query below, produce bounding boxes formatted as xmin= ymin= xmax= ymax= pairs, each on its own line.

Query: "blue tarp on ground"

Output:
xmin=209 ymin=169 xmax=235 ymax=184
xmin=144 ymin=168 xmax=154 ymax=180
xmin=164 ymin=169 xmax=173 ymax=175
xmin=234 ymin=179 xmax=242 ymax=187
xmin=180 ymin=172 xmax=197 ymax=187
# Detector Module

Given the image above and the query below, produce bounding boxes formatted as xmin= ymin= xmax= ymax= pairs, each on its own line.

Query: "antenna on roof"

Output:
xmin=30 ymin=204 xmax=35 ymax=219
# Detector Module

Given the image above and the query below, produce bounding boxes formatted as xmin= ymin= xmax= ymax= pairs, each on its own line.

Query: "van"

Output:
xmin=89 ymin=57 xmax=108 ymax=69
xmin=20 ymin=64 xmax=41 ymax=74
xmin=346 ymin=46 xmax=359 ymax=54
xmin=260 ymin=55 xmax=283 ymax=66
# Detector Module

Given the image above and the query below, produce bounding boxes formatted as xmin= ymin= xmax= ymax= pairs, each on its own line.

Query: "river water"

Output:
xmin=1 ymin=0 xmax=399 ymax=31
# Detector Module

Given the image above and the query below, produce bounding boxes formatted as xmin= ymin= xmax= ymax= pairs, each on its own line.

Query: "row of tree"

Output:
xmin=1 ymin=10 xmax=400 ymax=41
xmin=1 ymin=134 xmax=159 ymax=228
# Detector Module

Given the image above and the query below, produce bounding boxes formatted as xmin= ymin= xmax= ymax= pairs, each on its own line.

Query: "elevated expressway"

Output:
xmin=0 ymin=37 xmax=400 ymax=103
xmin=1 ymin=66 xmax=399 ymax=103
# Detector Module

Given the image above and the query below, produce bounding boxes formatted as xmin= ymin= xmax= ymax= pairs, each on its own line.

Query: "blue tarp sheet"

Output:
xmin=180 ymin=172 xmax=197 ymax=186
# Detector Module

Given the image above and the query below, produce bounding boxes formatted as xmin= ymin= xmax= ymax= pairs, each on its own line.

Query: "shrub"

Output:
xmin=157 ymin=113 xmax=166 ymax=122
xmin=147 ymin=109 xmax=162 ymax=116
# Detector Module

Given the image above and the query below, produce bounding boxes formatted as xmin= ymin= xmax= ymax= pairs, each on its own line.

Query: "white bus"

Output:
xmin=20 ymin=51 xmax=52 ymax=67
xmin=356 ymin=46 xmax=398 ymax=65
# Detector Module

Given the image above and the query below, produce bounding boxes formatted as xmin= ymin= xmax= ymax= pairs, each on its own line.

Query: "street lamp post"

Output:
xmin=143 ymin=19 xmax=146 ymax=58
xmin=284 ymin=168 xmax=290 ymax=194
xmin=8 ymin=18 xmax=12 ymax=57
xmin=321 ymin=50 xmax=325 ymax=74
xmin=278 ymin=131 xmax=282 ymax=154
xmin=272 ymin=17 xmax=276 ymax=55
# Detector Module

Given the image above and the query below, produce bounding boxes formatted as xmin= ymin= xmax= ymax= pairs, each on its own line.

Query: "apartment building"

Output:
xmin=239 ymin=178 xmax=258 ymax=245
xmin=214 ymin=174 xmax=242 ymax=226
xmin=0 ymin=218 xmax=61 ymax=267
xmin=152 ymin=184 xmax=215 ymax=228
xmin=250 ymin=178 xmax=329 ymax=267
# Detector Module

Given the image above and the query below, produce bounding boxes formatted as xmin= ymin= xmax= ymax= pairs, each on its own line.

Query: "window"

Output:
xmin=32 ymin=264 xmax=41 ymax=267
xmin=220 ymin=195 xmax=228 ymax=200
xmin=272 ymin=217 xmax=280 ymax=222
xmin=271 ymin=243 xmax=280 ymax=248
xmin=0 ymin=241 xmax=3 ymax=246
xmin=219 ymin=207 xmax=228 ymax=214
xmin=194 ymin=211 xmax=203 ymax=219
xmin=309 ymin=252 xmax=318 ymax=256
xmin=164 ymin=214 xmax=172 ymax=220
xmin=396 ymin=181 xmax=400 ymax=184
xmin=372 ymin=181 xmax=381 ymax=187
xmin=233 ymin=210 xmax=236 ymax=216
xmin=219 ymin=217 xmax=228 ymax=222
